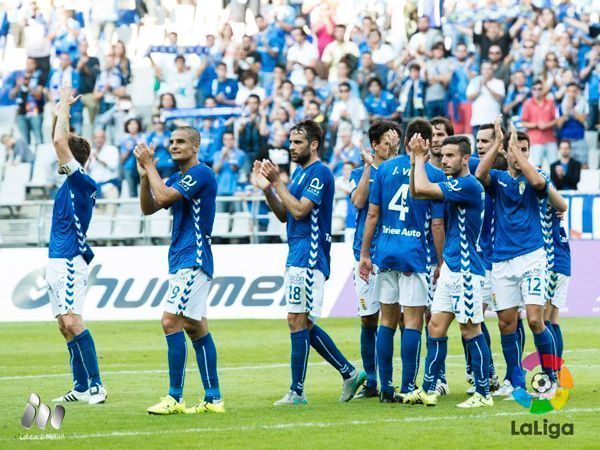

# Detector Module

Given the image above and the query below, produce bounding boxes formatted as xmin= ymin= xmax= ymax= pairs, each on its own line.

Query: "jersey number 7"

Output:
xmin=388 ymin=184 xmax=410 ymax=221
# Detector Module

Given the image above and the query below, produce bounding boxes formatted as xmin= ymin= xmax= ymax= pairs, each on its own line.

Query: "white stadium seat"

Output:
xmin=578 ymin=169 xmax=600 ymax=191
xmin=230 ymin=211 xmax=252 ymax=238
xmin=146 ymin=208 xmax=172 ymax=238
xmin=212 ymin=213 xmax=231 ymax=237
xmin=86 ymin=214 xmax=113 ymax=241
xmin=0 ymin=163 xmax=32 ymax=204
xmin=112 ymin=214 xmax=143 ymax=240
xmin=28 ymin=144 xmax=56 ymax=188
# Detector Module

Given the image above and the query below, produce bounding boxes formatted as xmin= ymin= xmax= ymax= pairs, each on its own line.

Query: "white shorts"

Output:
xmin=431 ymin=264 xmax=486 ymax=324
xmin=374 ymin=270 xmax=429 ymax=307
xmin=481 ymin=270 xmax=494 ymax=311
xmin=284 ymin=266 xmax=325 ymax=320
xmin=546 ymin=271 xmax=570 ymax=309
xmin=165 ymin=268 xmax=212 ymax=320
xmin=353 ymin=261 xmax=379 ymax=317
xmin=46 ymin=256 xmax=88 ymax=318
xmin=491 ymin=247 xmax=547 ymax=311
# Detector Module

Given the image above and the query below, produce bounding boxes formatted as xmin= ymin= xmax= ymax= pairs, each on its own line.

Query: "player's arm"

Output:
xmin=52 ymin=84 xmax=81 ymax=165
xmin=261 ymin=160 xmax=314 ymax=221
xmin=432 ymin=218 xmax=445 ymax=269
xmin=409 ymin=133 xmax=444 ymax=199
xmin=475 ymin=118 xmax=504 ymax=187
xmin=548 ymin=184 xmax=568 ymax=213
xmin=252 ymin=161 xmax=287 ymax=222
xmin=351 ymin=145 xmax=373 ymax=208
xmin=358 ymin=203 xmax=379 ymax=282
xmin=135 ymin=142 xmax=183 ymax=214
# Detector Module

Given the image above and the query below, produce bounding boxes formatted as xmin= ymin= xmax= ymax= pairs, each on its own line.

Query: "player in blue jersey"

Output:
xmin=253 ymin=120 xmax=366 ymax=405
xmin=405 ymin=134 xmax=493 ymax=408
xmin=475 ymin=128 xmax=567 ymax=400
xmin=135 ymin=127 xmax=224 ymax=415
xmin=359 ymin=119 xmax=445 ymax=403
xmin=47 ymin=85 xmax=106 ymax=405
xmin=348 ymin=121 xmax=401 ymax=399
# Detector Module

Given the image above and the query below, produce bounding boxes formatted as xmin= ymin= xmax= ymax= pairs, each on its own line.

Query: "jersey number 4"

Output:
xmin=388 ymin=184 xmax=410 ymax=221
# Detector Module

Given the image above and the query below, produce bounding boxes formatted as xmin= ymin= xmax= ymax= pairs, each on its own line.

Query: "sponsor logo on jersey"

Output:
xmin=178 ymin=174 xmax=197 ymax=191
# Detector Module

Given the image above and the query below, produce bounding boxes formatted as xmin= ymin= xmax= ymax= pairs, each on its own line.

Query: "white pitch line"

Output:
xmin=61 ymin=407 xmax=600 ymax=440
xmin=1 ymin=347 xmax=598 ymax=382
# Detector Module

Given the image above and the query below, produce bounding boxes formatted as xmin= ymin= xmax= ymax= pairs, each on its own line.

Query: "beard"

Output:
xmin=292 ymin=150 xmax=311 ymax=166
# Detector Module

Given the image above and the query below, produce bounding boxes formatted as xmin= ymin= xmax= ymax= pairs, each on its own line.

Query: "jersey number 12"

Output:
xmin=388 ymin=184 xmax=410 ymax=221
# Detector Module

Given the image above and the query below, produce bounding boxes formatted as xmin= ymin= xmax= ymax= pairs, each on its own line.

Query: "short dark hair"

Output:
xmin=176 ymin=126 xmax=201 ymax=147
xmin=409 ymin=63 xmax=421 ymax=72
xmin=338 ymin=81 xmax=351 ymax=91
xmin=430 ymin=116 xmax=454 ymax=136
xmin=302 ymin=86 xmax=316 ymax=96
xmin=247 ymin=94 xmax=261 ymax=103
xmin=558 ymin=139 xmax=571 ymax=148
xmin=68 ymin=134 xmax=91 ymax=166
xmin=124 ymin=118 xmax=143 ymax=134
xmin=367 ymin=77 xmax=383 ymax=89
xmin=175 ymin=55 xmax=185 ymax=63
xmin=216 ymin=62 xmax=227 ymax=69
xmin=503 ymin=131 xmax=530 ymax=152
xmin=566 ymin=82 xmax=580 ymax=90
xmin=442 ymin=135 xmax=471 ymax=156
xmin=290 ymin=119 xmax=323 ymax=149
xmin=532 ymin=78 xmax=544 ymax=87
xmin=405 ymin=118 xmax=433 ymax=144
xmin=478 ymin=122 xmax=507 ymax=138
xmin=368 ymin=120 xmax=402 ymax=147
xmin=241 ymin=70 xmax=259 ymax=84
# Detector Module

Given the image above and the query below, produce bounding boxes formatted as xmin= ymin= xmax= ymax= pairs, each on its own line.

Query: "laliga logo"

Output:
xmin=512 ymin=352 xmax=574 ymax=414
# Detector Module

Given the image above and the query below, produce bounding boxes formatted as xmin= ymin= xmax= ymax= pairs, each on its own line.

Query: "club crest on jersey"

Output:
xmin=178 ymin=174 xmax=197 ymax=191
xmin=519 ymin=181 xmax=526 ymax=195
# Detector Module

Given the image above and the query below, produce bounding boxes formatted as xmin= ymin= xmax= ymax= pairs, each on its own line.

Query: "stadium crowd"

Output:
xmin=0 ymin=0 xmax=598 ymax=212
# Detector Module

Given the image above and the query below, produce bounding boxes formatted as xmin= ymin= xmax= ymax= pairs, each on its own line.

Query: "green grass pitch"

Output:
xmin=1 ymin=318 xmax=598 ymax=449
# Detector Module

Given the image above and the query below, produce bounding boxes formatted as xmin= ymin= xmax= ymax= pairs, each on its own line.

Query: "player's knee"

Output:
xmin=361 ymin=313 xmax=378 ymax=329
xmin=287 ymin=313 xmax=307 ymax=332
xmin=427 ymin=319 xmax=444 ymax=338
xmin=497 ymin=314 xmax=516 ymax=334
xmin=161 ymin=315 xmax=182 ymax=334
xmin=527 ymin=316 xmax=545 ymax=334
xmin=62 ymin=317 xmax=84 ymax=336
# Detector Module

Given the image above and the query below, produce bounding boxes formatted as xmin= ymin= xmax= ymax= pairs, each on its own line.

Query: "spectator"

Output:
xmin=487 ymin=44 xmax=511 ymax=87
xmin=503 ymin=70 xmax=530 ymax=127
xmin=235 ymin=71 xmax=266 ymax=105
xmin=365 ymin=28 xmax=395 ymax=65
xmin=557 ymin=82 xmax=589 ymax=168
xmin=332 ymin=60 xmax=360 ymax=98
xmin=424 ymin=42 xmax=452 ymax=118
xmin=303 ymin=66 xmax=330 ymax=100
xmin=354 ymin=51 xmax=388 ymax=98
xmin=237 ymin=94 xmax=264 ymax=167
xmin=48 ymin=52 xmax=83 ymax=134
xmin=510 ymin=40 xmax=536 ymax=87
xmin=258 ymin=127 xmax=291 ymax=175
xmin=0 ymin=134 xmax=34 ymax=165
xmin=407 ymin=16 xmax=443 ymax=58
xmin=90 ymin=0 xmax=118 ymax=43
xmin=86 ymin=130 xmax=120 ymax=206
xmin=322 ymin=24 xmax=359 ymax=82
xmin=198 ymin=113 xmax=226 ymax=167
xmin=8 ymin=57 xmax=45 ymax=145
xmin=94 ymin=52 xmax=128 ymax=118
xmin=521 ymin=79 xmax=558 ymax=167
xmin=448 ymin=43 xmax=477 ymax=134
xmin=398 ymin=64 xmax=426 ymax=123
xmin=473 ymin=20 xmax=512 ymax=62
xmin=254 ymin=14 xmax=285 ymax=87
xmin=236 ymin=35 xmax=263 ymax=78
xmin=329 ymin=81 xmax=368 ymax=141
xmin=466 ymin=61 xmax=505 ymax=136
xmin=75 ymin=40 xmax=100 ymax=125
xmin=144 ymin=116 xmax=176 ymax=178
xmin=364 ymin=77 xmax=400 ymax=122
xmin=580 ymin=42 xmax=599 ymax=130
xmin=213 ymin=131 xmax=246 ymax=213
xmin=112 ymin=40 xmax=132 ymax=86
xmin=541 ymin=51 xmax=563 ymax=98
xmin=120 ymin=118 xmax=143 ymax=197
xmin=286 ymin=27 xmax=318 ymax=87
xmin=153 ymin=55 xmax=201 ymax=109
xmin=210 ymin=62 xmax=238 ymax=106
xmin=23 ymin=2 xmax=51 ymax=82
xmin=550 ymin=140 xmax=581 ymax=190
xmin=328 ymin=129 xmax=360 ymax=176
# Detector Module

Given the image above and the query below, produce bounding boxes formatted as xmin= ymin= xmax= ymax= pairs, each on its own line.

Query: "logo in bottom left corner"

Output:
xmin=21 ymin=393 xmax=66 ymax=430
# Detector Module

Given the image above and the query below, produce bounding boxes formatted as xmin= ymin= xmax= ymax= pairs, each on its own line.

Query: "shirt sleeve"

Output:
xmin=301 ymin=166 xmax=329 ymax=205
xmin=348 ymin=168 xmax=361 ymax=195
xmin=171 ymin=165 xmax=207 ymax=200
xmin=64 ymin=159 xmax=95 ymax=195
xmin=369 ymin=167 xmax=382 ymax=206
xmin=487 ymin=169 xmax=500 ymax=196
xmin=437 ymin=176 xmax=478 ymax=204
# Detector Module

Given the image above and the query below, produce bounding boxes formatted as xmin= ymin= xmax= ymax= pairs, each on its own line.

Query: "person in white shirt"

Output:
xmin=235 ymin=71 xmax=266 ymax=106
xmin=366 ymin=28 xmax=395 ymax=65
xmin=87 ymin=129 xmax=120 ymax=214
xmin=286 ymin=27 xmax=319 ymax=87
xmin=322 ymin=24 xmax=359 ymax=82
xmin=153 ymin=55 xmax=201 ymax=109
xmin=466 ymin=61 xmax=505 ymax=135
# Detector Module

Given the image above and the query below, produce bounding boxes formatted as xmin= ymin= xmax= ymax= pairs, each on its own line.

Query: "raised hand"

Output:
xmin=252 ymin=160 xmax=272 ymax=191
xmin=260 ymin=159 xmax=280 ymax=184
xmin=386 ymin=129 xmax=401 ymax=156
xmin=58 ymin=83 xmax=81 ymax=108
xmin=359 ymin=139 xmax=374 ymax=166
xmin=409 ymin=133 xmax=429 ymax=159
xmin=493 ymin=115 xmax=504 ymax=146
xmin=134 ymin=142 xmax=156 ymax=168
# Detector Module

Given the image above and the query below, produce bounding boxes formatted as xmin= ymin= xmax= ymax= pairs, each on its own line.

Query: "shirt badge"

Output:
xmin=518 ymin=181 xmax=526 ymax=195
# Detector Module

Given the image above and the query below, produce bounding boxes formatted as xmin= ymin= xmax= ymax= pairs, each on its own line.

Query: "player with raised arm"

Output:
xmin=349 ymin=121 xmax=401 ymax=399
xmin=137 ymin=127 xmax=224 ymax=415
xmin=48 ymin=85 xmax=107 ymax=405
xmin=359 ymin=119 xmax=445 ymax=403
xmin=254 ymin=120 xmax=366 ymax=406
xmin=405 ymin=134 xmax=492 ymax=408
xmin=475 ymin=127 xmax=567 ymax=400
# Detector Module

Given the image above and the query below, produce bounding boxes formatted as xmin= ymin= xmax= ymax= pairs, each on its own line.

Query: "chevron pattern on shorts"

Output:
xmin=177 ymin=270 xmax=198 ymax=314
xmin=64 ymin=258 xmax=75 ymax=308
xmin=192 ymin=198 xmax=203 ymax=267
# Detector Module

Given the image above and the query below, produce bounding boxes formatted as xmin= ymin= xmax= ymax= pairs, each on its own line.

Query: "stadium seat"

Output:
xmin=86 ymin=214 xmax=113 ymax=241
xmin=578 ymin=169 xmax=600 ymax=191
xmin=265 ymin=212 xmax=287 ymax=242
xmin=230 ymin=211 xmax=252 ymax=238
xmin=146 ymin=207 xmax=172 ymax=238
xmin=28 ymin=144 xmax=56 ymax=188
xmin=0 ymin=106 xmax=17 ymax=136
xmin=212 ymin=213 xmax=231 ymax=237
xmin=112 ymin=214 xmax=143 ymax=240
xmin=0 ymin=163 xmax=32 ymax=204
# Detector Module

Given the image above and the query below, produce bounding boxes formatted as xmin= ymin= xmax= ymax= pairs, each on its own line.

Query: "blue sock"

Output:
xmin=290 ymin=329 xmax=310 ymax=395
xmin=481 ymin=321 xmax=496 ymax=377
xmin=461 ymin=335 xmax=472 ymax=375
xmin=533 ymin=327 xmax=558 ymax=382
xmin=67 ymin=340 xmax=89 ymax=392
xmin=422 ymin=336 xmax=447 ymax=393
xmin=377 ymin=325 xmax=396 ymax=395
xmin=551 ymin=323 xmax=563 ymax=360
xmin=71 ymin=329 xmax=102 ymax=388
xmin=500 ymin=332 xmax=524 ymax=388
xmin=466 ymin=333 xmax=491 ymax=397
xmin=400 ymin=328 xmax=421 ymax=393
xmin=192 ymin=333 xmax=221 ymax=402
xmin=309 ymin=325 xmax=354 ymax=379
xmin=166 ymin=331 xmax=187 ymax=402
xmin=516 ymin=318 xmax=526 ymax=353
xmin=360 ymin=326 xmax=377 ymax=388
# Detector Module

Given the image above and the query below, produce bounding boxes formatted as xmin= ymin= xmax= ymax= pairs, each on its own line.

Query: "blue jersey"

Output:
xmin=49 ymin=162 xmax=97 ymax=264
xmin=286 ymin=160 xmax=334 ymax=278
xmin=541 ymin=195 xmax=571 ymax=277
xmin=166 ymin=164 xmax=217 ymax=276
xmin=438 ymin=174 xmax=486 ymax=276
xmin=349 ymin=165 xmax=378 ymax=261
xmin=468 ymin=157 xmax=494 ymax=270
xmin=487 ymin=169 xmax=548 ymax=262
xmin=369 ymin=155 xmax=445 ymax=273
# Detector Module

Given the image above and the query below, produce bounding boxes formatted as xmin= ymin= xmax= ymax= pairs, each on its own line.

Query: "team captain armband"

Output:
xmin=60 ymin=159 xmax=83 ymax=176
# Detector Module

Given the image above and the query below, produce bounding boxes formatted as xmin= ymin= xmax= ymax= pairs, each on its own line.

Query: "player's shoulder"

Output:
xmin=311 ymin=160 xmax=334 ymax=182
xmin=425 ymin=162 xmax=445 ymax=181
xmin=468 ymin=155 xmax=480 ymax=174
xmin=380 ymin=154 xmax=407 ymax=172
xmin=350 ymin=166 xmax=364 ymax=179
